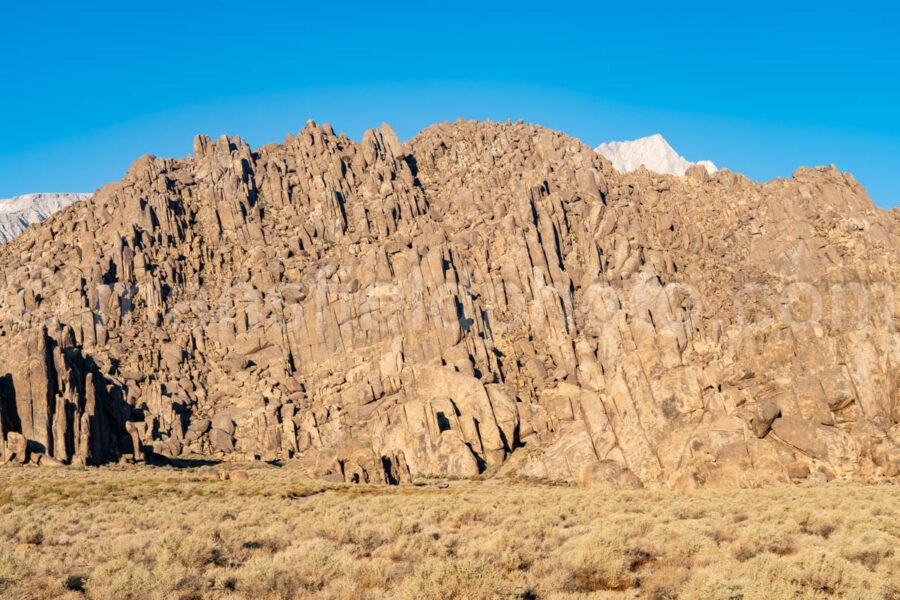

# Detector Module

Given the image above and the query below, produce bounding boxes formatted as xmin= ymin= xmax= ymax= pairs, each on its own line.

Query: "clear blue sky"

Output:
xmin=2 ymin=1 xmax=898 ymax=208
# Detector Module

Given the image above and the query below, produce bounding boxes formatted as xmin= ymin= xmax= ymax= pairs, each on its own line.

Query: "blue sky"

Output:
xmin=2 ymin=1 xmax=898 ymax=207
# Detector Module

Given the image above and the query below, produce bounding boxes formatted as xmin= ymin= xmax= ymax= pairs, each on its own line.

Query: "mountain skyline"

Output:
xmin=2 ymin=126 xmax=892 ymax=250
xmin=1 ymin=2 xmax=898 ymax=208
xmin=3 ymin=121 xmax=896 ymax=209
xmin=2 ymin=132 xmax=718 ymax=245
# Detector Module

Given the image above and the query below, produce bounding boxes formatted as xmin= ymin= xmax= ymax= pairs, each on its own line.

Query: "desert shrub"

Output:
xmin=235 ymin=556 xmax=299 ymax=600
xmin=63 ymin=573 xmax=88 ymax=592
xmin=681 ymin=570 xmax=746 ymax=600
xmin=0 ymin=553 xmax=31 ymax=594
xmin=777 ymin=549 xmax=869 ymax=596
xmin=396 ymin=556 xmax=523 ymax=600
xmin=349 ymin=557 xmax=398 ymax=590
xmin=236 ymin=543 xmax=342 ymax=599
xmin=0 ymin=514 xmax=18 ymax=539
xmin=797 ymin=509 xmax=840 ymax=538
xmin=732 ymin=524 xmax=796 ymax=561
xmin=564 ymin=530 xmax=648 ymax=592
xmin=87 ymin=558 xmax=158 ymax=600
xmin=14 ymin=523 xmax=44 ymax=545
xmin=840 ymin=530 xmax=895 ymax=570
xmin=880 ymin=557 xmax=900 ymax=600
xmin=386 ymin=530 xmax=447 ymax=560
xmin=345 ymin=524 xmax=391 ymax=556
xmin=152 ymin=529 xmax=225 ymax=569
xmin=1 ymin=467 xmax=898 ymax=600
xmin=498 ymin=545 xmax=531 ymax=571
xmin=643 ymin=563 xmax=691 ymax=600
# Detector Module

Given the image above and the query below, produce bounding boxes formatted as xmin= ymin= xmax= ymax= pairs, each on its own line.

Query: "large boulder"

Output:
xmin=4 ymin=432 xmax=28 ymax=464
xmin=750 ymin=401 xmax=781 ymax=438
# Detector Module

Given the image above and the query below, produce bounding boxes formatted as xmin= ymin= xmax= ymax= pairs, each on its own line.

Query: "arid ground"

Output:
xmin=0 ymin=466 xmax=897 ymax=599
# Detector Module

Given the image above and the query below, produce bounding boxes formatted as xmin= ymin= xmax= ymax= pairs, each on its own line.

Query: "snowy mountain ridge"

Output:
xmin=0 ymin=193 xmax=90 ymax=243
xmin=596 ymin=134 xmax=717 ymax=176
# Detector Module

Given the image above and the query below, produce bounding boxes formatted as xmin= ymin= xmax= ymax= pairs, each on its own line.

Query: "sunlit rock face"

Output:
xmin=0 ymin=120 xmax=897 ymax=488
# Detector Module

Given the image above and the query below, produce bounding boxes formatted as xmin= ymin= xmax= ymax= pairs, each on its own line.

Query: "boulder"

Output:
xmin=210 ymin=428 xmax=236 ymax=453
xmin=229 ymin=470 xmax=249 ymax=481
xmin=771 ymin=416 xmax=829 ymax=460
xmin=750 ymin=401 xmax=781 ymax=438
xmin=578 ymin=460 xmax=644 ymax=489
xmin=785 ymin=462 xmax=811 ymax=480
xmin=4 ymin=432 xmax=28 ymax=464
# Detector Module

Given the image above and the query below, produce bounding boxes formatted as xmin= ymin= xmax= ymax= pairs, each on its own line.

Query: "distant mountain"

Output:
xmin=596 ymin=134 xmax=717 ymax=176
xmin=0 ymin=193 xmax=90 ymax=243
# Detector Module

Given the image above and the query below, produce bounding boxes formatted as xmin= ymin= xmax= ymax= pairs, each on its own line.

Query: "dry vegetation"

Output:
xmin=0 ymin=465 xmax=897 ymax=600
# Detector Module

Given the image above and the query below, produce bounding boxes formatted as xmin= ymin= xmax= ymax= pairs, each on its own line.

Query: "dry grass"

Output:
xmin=0 ymin=464 xmax=897 ymax=599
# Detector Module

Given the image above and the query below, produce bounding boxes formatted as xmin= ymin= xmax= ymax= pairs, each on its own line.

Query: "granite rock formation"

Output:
xmin=0 ymin=120 xmax=897 ymax=487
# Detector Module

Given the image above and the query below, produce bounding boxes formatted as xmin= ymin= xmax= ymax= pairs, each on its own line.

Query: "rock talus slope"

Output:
xmin=0 ymin=120 xmax=897 ymax=487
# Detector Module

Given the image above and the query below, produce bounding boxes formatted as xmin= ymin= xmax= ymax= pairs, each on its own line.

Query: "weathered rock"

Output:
xmin=35 ymin=454 xmax=65 ymax=467
xmin=578 ymin=460 xmax=644 ymax=489
xmin=125 ymin=421 xmax=153 ymax=462
xmin=4 ymin=432 xmax=28 ymax=463
xmin=210 ymin=428 xmax=236 ymax=453
xmin=785 ymin=462 xmax=811 ymax=480
xmin=0 ymin=119 xmax=895 ymax=488
xmin=771 ymin=416 xmax=830 ymax=460
xmin=0 ymin=328 xmax=119 ymax=466
xmin=228 ymin=470 xmax=249 ymax=481
xmin=751 ymin=401 xmax=781 ymax=438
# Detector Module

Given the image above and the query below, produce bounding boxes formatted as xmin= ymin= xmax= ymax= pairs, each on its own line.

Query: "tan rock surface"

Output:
xmin=0 ymin=119 xmax=897 ymax=487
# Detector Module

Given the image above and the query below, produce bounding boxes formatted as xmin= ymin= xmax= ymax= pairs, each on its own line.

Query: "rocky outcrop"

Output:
xmin=0 ymin=119 xmax=896 ymax=487
xmin=0 ymin=326 xmax=126 ymax=465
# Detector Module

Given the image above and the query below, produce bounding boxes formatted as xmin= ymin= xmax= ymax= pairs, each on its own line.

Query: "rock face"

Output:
xmin=0 ymin=193 xmax=90 ymax=243
xmin=0 ymin=120 xmax=897 ymax=487
xmin=0 ymin=327 xmax=122 ymax=465
xmin=596 ymin=134 xmax=717 ymax=176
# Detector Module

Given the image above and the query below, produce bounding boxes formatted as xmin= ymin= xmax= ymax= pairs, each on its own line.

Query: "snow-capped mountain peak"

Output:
xmin=0 ymin=193 xmax=90 ymax=243
xmin=596 ymin=134 xmax=717 ymax=176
